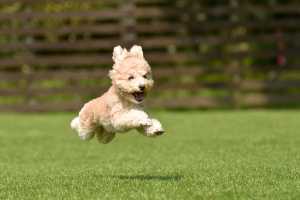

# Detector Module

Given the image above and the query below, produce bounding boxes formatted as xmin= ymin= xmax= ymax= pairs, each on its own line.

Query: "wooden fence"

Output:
xmin=1 ymin=0 xmax=300 ymax=111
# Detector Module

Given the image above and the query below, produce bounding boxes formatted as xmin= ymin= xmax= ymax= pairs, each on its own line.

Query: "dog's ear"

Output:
xmin=112 ymin=46 xmax=128 ymax=63
xmin=130 ymin=45 xmax=143 ymax=58
xmin=112 ymin=45 xmax=123 ymax=63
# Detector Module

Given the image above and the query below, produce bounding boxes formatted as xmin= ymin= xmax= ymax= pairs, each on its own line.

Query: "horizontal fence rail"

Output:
xmin=0 ymin=0 xmax=300 ymax=111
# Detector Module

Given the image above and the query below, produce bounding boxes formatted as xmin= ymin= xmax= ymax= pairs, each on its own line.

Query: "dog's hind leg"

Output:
xmin=71 ymin=116 xmax=95 ymax=141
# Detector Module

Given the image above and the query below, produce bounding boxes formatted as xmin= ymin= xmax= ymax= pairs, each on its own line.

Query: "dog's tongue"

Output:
xmin=133 ymin=92 xmax=144 ymax=102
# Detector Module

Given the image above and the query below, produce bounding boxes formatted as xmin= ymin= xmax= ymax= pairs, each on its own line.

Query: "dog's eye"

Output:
xmin=143 ymin=74 xmax=150 ymax=79
xmin=128 ymin=76 xmax=134 ymax=80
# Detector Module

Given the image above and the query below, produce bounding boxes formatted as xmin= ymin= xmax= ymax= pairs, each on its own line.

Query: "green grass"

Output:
xmin=0 ymin=111 xmax=300 ymax=200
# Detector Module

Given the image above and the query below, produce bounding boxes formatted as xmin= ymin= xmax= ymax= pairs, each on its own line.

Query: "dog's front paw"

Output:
xmin=144 ymin=119 xmax=164 ymax=137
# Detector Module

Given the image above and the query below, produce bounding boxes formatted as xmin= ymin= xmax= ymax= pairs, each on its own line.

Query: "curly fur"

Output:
xmin=70 ymin=45 xmax=164 ymax=144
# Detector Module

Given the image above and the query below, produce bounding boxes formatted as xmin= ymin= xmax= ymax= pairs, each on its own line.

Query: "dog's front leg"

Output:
xmin=138 ymin=118 xmax=164 ymax=137
xmin=113 ymin=109 xmax=152 ymax=132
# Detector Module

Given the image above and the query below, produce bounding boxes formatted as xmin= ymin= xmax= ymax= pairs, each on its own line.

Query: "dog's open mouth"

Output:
xmin=132 ymin=91 xmax=145 ymax=102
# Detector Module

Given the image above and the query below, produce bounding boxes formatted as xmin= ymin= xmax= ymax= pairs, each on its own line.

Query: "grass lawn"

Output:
xmin=0 ymin=110 xmax=299 ymax=200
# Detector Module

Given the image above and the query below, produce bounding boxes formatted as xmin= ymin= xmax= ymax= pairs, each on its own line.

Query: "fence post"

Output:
xmin=230 ymin=62 xmax=242 ymax=109
xmin=120 ymin=0 xmax=137 ymax=48
xmin=22 ymin=7 xmax=35 ymax=110
xmin=229 ymin=0 xmax=242 ymax=109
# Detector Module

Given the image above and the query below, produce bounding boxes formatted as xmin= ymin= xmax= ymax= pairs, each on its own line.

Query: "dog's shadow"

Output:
xmin=110 ymin=174 xmax=182 ymax=181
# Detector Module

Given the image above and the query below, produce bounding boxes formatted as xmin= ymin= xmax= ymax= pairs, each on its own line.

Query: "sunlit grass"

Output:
xmin=0 ymin=110 xmax=299 ymax=199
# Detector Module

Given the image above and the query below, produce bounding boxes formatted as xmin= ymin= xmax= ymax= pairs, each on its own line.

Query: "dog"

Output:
xmin=70 ymin=45 xmax=164 ymax=144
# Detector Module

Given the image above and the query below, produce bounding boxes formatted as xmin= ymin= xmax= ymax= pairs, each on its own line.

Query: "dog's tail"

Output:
xmin=70 ymin=117 xmax=80 ymax=130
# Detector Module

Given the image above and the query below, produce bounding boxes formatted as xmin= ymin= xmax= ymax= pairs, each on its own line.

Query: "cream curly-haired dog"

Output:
xmin=70 ymin=45 xmax=164 ymax=144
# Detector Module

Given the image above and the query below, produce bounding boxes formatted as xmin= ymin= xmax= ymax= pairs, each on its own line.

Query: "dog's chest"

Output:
xmin=100 ymin=102 xmax=130 ymax=133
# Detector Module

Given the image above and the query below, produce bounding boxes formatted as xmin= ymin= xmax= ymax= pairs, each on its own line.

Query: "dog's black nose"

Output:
xmin=139 ymin=85 xmax=145 ymax=91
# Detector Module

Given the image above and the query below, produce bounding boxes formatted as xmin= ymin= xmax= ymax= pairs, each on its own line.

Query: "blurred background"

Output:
xmin=0 ymin=0 xmax=299 ymax=112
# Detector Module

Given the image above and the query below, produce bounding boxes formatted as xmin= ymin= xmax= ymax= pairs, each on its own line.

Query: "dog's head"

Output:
xmin=109 ymin=45 xmax=154 ymax=104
